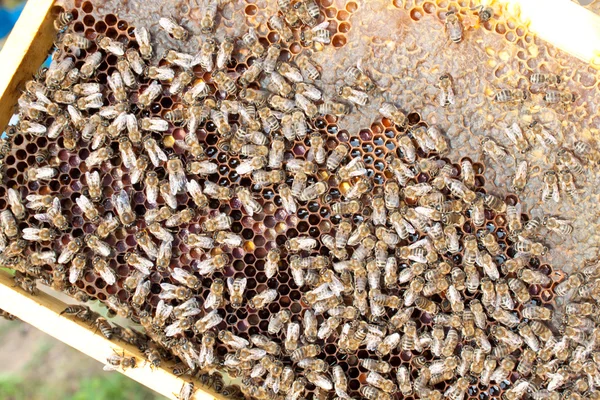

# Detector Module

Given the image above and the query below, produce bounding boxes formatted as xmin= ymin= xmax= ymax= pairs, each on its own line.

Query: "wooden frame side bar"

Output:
xmin=0 ymin=271 xmax=227 ymax=400
xmin=0 ymin=0 xmax=56 ymax=132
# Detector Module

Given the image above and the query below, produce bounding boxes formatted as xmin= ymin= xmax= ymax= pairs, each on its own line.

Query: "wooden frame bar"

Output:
xmin=0 ymin=270 xmax=227 ymax=400
xmin=0 ymin=0 xmax=56 ymax=132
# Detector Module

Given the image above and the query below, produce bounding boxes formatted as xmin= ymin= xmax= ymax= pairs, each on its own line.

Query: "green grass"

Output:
xmin=70 ymin=373 xmax=163 ymax=400
xmin=0 ymin=372 xmax=164 ymax=400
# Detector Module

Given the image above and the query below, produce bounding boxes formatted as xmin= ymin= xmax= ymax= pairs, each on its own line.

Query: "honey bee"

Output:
xmin=227 ymin=277 xmax=247 ymax=308
xmin=267 ymin=310 xmax=291 ymax=335
xmin=242 ymin=27 xmax=265 ymax=57
xmin=113 ymin=190 xmax=135 ymax=227
xmin=522 ymin=305 xmax=552 ymax=321
xmin=494 ymin=88 xmax=527 ymax=103
xmin=22 ymin=226 xmax=56 ymax=242
xmin=92 ymin=256 xmax=115 ymax=285
xmin=63 ymin=33 xmax=92 ymax=50
xmin=138 ymin=81 xmax=162 ymax=109
xmin=199 ymin=0 xmax=218 ymax=33
xmin=215 ymin=37 xmax=235 ymax=70
xmin=438 ymin=74 xmax=456 ymax=106
xmin=159 ymin=282 xmax=192 ymax=302
xmin=156 ymin=239 xmax=173 ymax=271
xmin=147 ymin=66 xmax=175 ymax=82
xmin=123 ymin=48 xmax=145 ymax=76
xmin=504 ymin=122 xmax=530 ymax=153
xmin=204 ymin=278 xmax=225 ymax=310
xmin=543 ymin=216 xmax=572 ymax=236
xmin=32 ymin=197 xmax=66 ymax=231
xmin=132 ymin=230 xmax=157 ymax=261
xmin=159 ymin=16 xmax=189 ymax=40
xmin=249 ymin=288 xmax=277 ymax=310
xmin=104 ymin=350 xmax=137 ymax=371
xmin=74 ymin=194 xmax=101 ymax=223
xmin=96 ymin=35 xmax=125 ymax=56
xmin=444 ymin=377 xmax=469 ymax=400
xmin=124 ymin=252 xmax=153 ymax=276
xmin=558 ymin=168 xmax=577 ymax=200
xmin=481 ymin=137 xmax=509 ymax=163
xmin=301 ymin=21 xmax=332 ymax=46
xmin=544 ymin=89 xmax=576 ymax=105
xmin=54 ymin=10 xmax=74 ymax=31
xmin=358 ymin=385 xmax=394 ymax=400
xmin=235 ymin=187 xmax=262 ymax=216
xmin=445 ymin=11 xmax=463 ymax=43
xmin=170 ymin=70 xmax=194 ymax=95
xmin=268 ymin=15 xmax=293 ymax=44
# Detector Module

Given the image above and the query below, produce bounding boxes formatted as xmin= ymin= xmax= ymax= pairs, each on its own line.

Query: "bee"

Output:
xmin=241 ymin=27 xmax=265 ymax=57
xmin=522 ymin=305 xmax=552 ymax=320
xmin=4 ymin=188 xmax=25 ymax=220
xmin=54 ymin=11 xmax=74 ymax=31
xmin=123 ymin=48 xmax=146 ymax=76
xmin=142 ymin=137 xmax=167 ymax=168
xmin=543 ymin=216 xmax=572 ymax=236
xmin=74 ymin=193 xmax=102 ymax=223
xmin=154 ymin=239 xmax=173 ymax=272
xmin=216 ymin=37 xmax=234 ymax=69
xmin=107 ymin=71 xmax=128 ymax=103
xmin=147 ymin=66 xmax=175 ymax=81
xmin=24 ymin=166 xmax=58 ymax=183
xmin=360 ymin=386 xmax=392 ymax=400
xmin=471 ymin=4 xmax=494 ymax=22
xmin=130 ymin=27 xmax=153 ymax=60
xmin=267 ymin=15 xmax=293 ymax=45
xmin=108 ymin=190 xmax=135 ymax=228
xmin=94 ymin=317 xmax=114 ymax=339
xmin=141 ymin=117 xmax=169 ymax=133
xmin=249 ymin=288 xmax=277 ymax=310
xmin=159 ymin=16 xmax=188 ymax=40
xmin=444 ymin=377 xmax=469 ymax=400
xmin=233 ymin=187 xmax=262 ymax=217
xmin=96 ymin=35 xmax=125 ymax=56
xmin=213 ymin=231 xmax=243 ymax=248
xmin=181 ymin=82 xmax=210 ymax=106
xmin=91 ymin=256 xmax=115 ymax=285
xmin=199 ymin=0 xmax=218 ymax=33
xmin=21 ymin=225 xmax=56 ymax=243
xmin=77 ymin=52 xmax=103 ymax=80
xmin=162 ymin=156 xmax=186 ymax=196
xmin=544 ymin=89 xmax=576 ymax=105
xmin=480 ymin=137 xmax=509 ymax=163
xmin=138 ymin=81 xmax=162 ymax=109
xmin=445 ymin=11 xmax=463 ymax=43
xmin=199 ymin=278 xmax=225 ymax=310
xmin=559 ymin=168 xmax=577 ymax=200
xmin=19 ymin=120 xmax=47 ymax=136
xmin=555 ymin=272 xmax=584 ymax=296
xmin=63 ymin=33 xmax=92 ymax=49
xmin=527 ymin=121 xmax=558 ymax=149
xmin=169 ymin=70 xmax=194 ymax=95
xmin=494 ymin=88 xmax=527 ymax=103
xmin=504 ymin=122 xmax=530 ymax=153
xmin=268 ymin=310 xmax=291 ymax=335
xmin=218 ymin=330 xmax=250 ymax=351
xmin=104 ymin=350 xmax=137 ymax=371
xmin=437 ymin=73 xmax=456 ymax=106
xmin=238 ymin=59 xmax=264 ymax=87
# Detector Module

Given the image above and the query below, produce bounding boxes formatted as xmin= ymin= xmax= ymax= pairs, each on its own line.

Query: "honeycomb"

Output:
xmin=2 ymin=0 xmax=600 ymax=399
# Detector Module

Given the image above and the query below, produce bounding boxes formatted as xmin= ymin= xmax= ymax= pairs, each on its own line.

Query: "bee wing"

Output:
xmin=7 ymin=188 xmax=21 ymax=209
xmin=146 ymin=183 xmax=158 ymax=206
xmin=113 ymin=189 xmax=131 ymax=217
xmin=226 ymin=277 xmax=235 ymax=293
xmin=75 ymin=194 xmax=94 ymax=214
xmin=439 ymin=90 xmax=448 ymax=107
xmin=171 ymin=267 xmax=191 ymax=285
xmin=22 ymin=227 xmax=41 ymax=241
xmin=186 ymin=179 xmax=201 ymax=196
xmin=552 ymin=184 xmax=560 ymax=203
xmin=97 ymin=265 xmax=116 ymax=285
xmin=34 ymin=213 xmax=52 ymax=224
xmin=156 ymin=299 xmax=173 ymax=320
xmin=165 ymin=320 xmax=185 ymax=337
xmin=516 ymin=161 xmax=528 ymax=179
xmin=103 ymin=364 xmax=118 ymax=371
xmin=134 ymin=27 xmax=150 ymax=46
xmin=69 ymin=263 xmax=84 ymax=284
xmin=128 ymin=255 xmax=153 ymax=275
xmin=169 ymin=168 xmax=187 ymax=196
xmin=86 ymin=170 xmax=100 ymax=188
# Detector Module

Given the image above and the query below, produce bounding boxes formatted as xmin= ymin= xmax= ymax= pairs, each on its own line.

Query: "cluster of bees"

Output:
xmin=1 ymin=1 xmax=600 ymax=400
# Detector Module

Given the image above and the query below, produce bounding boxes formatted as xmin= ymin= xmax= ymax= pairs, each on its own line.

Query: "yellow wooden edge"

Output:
xmin=0 ymin=0 xmax=56 ymax=132
xmin=0 ymin=270 xmax=228 ymax=400
xmin=498 ymin=0 xmax=600 ymax=68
